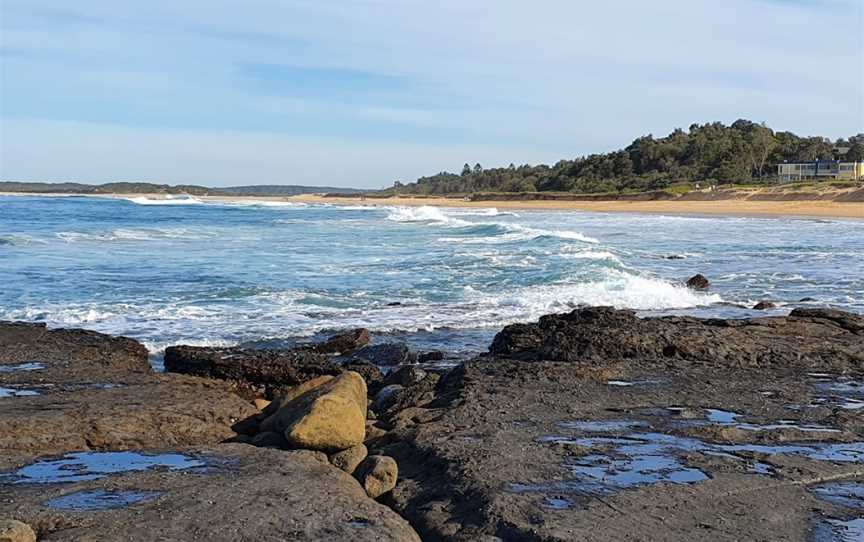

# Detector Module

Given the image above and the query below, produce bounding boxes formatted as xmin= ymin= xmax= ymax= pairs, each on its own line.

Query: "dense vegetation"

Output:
xmin=389 ymin=120 xmax=864 ymax=195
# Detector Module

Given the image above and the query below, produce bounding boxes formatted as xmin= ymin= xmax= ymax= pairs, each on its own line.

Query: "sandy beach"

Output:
xmin=288 ymin=194 xmax=864 ymax=219
xmin=2 ymin=191 xmax=861 ymax=219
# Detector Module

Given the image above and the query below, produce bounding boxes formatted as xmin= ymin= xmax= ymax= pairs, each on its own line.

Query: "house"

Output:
xmin=777 ymin=160 xmax=864 ymax=182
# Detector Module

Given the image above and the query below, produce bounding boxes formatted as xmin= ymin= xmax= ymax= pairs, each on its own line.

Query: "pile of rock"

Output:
xmin=232 ymin=370 xmax=399 ymax=499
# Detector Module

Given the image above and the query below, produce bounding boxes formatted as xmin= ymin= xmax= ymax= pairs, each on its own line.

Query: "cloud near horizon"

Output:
xmin=1 ymin=0 xmax=862 ymax=188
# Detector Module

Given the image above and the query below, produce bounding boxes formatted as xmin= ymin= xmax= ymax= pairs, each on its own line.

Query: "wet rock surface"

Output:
xmin=163 ymin=345 xmax=341 ymax=399
xmin=378 ymin=357 xmax=864 ymax=541
xmin=0 ymin=325 xmax=256 ymax=469
xmin=6 ymin=308 xmax=864 ymax=541
xmin=0 ymin=322 xmax=151 ymax=385
xmin=0 ymin=444 xmax=420 ymax=541
xmin=490 ymin=306 xmax=864 ymax=369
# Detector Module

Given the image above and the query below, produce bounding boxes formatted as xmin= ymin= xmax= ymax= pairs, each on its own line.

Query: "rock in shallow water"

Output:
xmin=685 ymin=273 xmax=710 ymax=289
xmin=489 ymin=306 xmax=864 ymax=368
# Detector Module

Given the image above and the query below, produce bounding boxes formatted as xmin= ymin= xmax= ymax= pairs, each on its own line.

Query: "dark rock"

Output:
xmin=383 ymin=366 xmax=428 ymax=387
xmin=250 ymin=431 xmax=288 ymax=449
xmin=418 ymin=350 xmax=445 ymax=363
xmin=686 ymin=274 xmax=710 ymax=289
xmin=378 ymin=374 xmax=441 ymax=421
xmin=342 ymin=360 xmax=384 ymax=392
xmin=384 ymin=356 xmax=861 ymax=541
xmin=665 ymin=254 xmax=686 ymax=260
xmin=0 ymin=322 xmax=151 ymax=384
xmin=386 ymin=302 xmax=403 ymax=306
xmin=752 ymin=301 xmax=776 ymax=310
xmin=0 ymin=445 xmax=420 ymax=541
xmin=0 ymin=323 xmax=257 ymax=469
xmin=489 ymin=306 xmax=864 ymax=369
xmin=311 ymin=328 xmax=370 ymax=355
xmin=799 ymin=297 xmax=817 ymax=302
xmin=349 ymin=343 xmax=418 ymax=366
xmin=164 ymin=345 xmax=340 ymax=399
xmin=373 ymin=385 xmax=405 ymax=413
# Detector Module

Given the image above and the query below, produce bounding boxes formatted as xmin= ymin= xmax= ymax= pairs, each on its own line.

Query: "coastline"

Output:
xmin=1 ymin=191 xmax=861 ymax=219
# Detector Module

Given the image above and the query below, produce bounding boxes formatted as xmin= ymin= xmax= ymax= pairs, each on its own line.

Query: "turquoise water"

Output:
xmin=1 ymin=195 xmax=862 ymax=357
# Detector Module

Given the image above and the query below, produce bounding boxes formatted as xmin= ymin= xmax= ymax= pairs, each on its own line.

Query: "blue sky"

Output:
xmin=1 ymin=0 xmax=862 ymax=188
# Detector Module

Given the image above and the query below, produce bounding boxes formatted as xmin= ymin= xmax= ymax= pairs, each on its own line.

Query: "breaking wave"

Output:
xmin=125 ymin=196 xmax=203 ymax=205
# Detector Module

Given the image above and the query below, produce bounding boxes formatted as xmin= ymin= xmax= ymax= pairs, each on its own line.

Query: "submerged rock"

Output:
xmin=489 ymin=306 xmax=864 ymax=369
xmin=356 ymin=455 xmax=398 ymax=499
xmin=686 ymin=273 xmax=710 ymax=290
xmin=752 ymin=301 xmax=776 ymax=310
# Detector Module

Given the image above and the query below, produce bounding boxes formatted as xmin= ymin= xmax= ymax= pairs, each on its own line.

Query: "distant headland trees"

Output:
xmin=387 ymin=120 xmax=864 ymax=195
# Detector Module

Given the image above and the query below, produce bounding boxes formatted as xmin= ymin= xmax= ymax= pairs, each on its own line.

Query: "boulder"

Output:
xmin=330 ymin=443 xmax=368 ymax=473
xmin=0 ymin=520 xmax=35 ymax=542
xmin=489 ymin=306 xmax=864 ymax=369
xmin=418 ymin=351 xmax=445 ymax=363
xmin=311 ymin=328 xmax=370 ymax=355
xmin=268 ymin=372 xmax=367 ymax=452
xmin=373 ymin=385 xmax=404 ymax=413
xmin=349 ymin=343 xmax=418 ymax=366
xmin=685 ymin=274 xmax=710 ymax=289
xmin=752 ymin=301 xmax=776 ymax=310
xmin=356 ymin=455 xmax=399 ymax=499
xmin=384 ymin=366 xmax=428 ymax=387
xmin=163 ymin=345 xmax=340 ymax=399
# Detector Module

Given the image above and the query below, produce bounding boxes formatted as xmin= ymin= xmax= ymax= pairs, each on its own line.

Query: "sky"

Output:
xmin=1 ymin=0 xmax=862 ymax=189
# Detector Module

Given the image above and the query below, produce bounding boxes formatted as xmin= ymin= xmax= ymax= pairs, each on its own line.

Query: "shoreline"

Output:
xmin=1 ymin=191 xmax=862 ymax=219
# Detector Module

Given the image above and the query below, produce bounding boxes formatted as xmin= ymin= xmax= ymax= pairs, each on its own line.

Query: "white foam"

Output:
xmin=56 ymin=228 xmax=205 ymax=243
xmin=125 ymin=196 xmax=203 ymax=205
xmin=385 ymin=206 xmax=471 ymax=227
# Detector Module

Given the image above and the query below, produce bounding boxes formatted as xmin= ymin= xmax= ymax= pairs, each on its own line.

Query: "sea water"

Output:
xmin=1 ymin=195 xmax=861 ymax=359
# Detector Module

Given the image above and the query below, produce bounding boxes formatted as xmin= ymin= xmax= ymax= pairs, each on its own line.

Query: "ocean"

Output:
xmin=1 ymin=195 xmax=862 ymax=363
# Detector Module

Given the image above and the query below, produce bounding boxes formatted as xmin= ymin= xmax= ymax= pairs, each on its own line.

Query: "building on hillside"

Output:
xmin=777 ymin=160 xmax=864 ymax=182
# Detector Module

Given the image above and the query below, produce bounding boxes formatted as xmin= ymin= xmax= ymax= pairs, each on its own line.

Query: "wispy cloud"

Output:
xmin=1 ymin=0 xmax=861 ymax=187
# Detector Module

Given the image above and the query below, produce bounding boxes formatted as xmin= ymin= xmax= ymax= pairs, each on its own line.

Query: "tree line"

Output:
xmin=388 ymin=120 xmax=864 ymax=195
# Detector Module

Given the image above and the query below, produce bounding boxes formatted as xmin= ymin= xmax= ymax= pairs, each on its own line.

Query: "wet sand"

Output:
xmin=2 ymin=191 xmax=861 ymax=219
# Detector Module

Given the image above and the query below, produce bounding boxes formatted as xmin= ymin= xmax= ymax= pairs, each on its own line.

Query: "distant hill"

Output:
xmin=221 ymin=185 xmax=364 ymax=196
xmin=0 ymin=181 xmax=364 ymax=196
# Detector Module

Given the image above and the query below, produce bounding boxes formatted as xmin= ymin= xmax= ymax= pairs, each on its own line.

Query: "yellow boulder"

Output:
xmin=273 ymin=372 xmax=367 ymax=452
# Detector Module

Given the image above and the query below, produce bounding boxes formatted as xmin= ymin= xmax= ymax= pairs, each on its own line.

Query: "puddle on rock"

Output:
xmin=543 ymin=497 xmax=571 ymax=510
xmin=0 ymin=386 xmax=40 ymax=398
xmin=4 ymin=451 xmax=206 ymax=484
xmin=811 ymin=517 xmax=864 ymax=542
xmin=811 ymin=482 xmax=864 ymax=510
xmin=812 ymin=377 xmax=864 ymax=412
xmin=0 ymin=362 xmax=45 ymax=373
xmin=44 ymin=489 xmax=162 ymax=510
xmin=530 ymin=416 xmax=864 ymax=497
